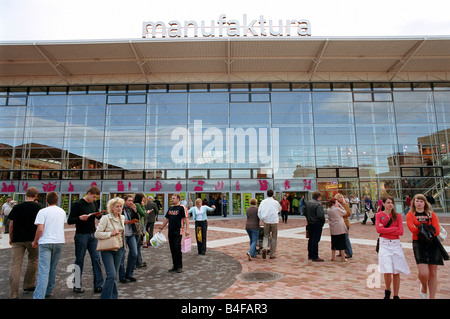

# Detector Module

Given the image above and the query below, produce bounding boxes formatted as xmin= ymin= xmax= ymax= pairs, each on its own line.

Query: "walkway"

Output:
xmin=0 ymin=215 xmax=449 ymax=300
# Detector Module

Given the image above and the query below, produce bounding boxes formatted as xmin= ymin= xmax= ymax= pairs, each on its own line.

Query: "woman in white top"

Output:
xmin=188 ymin=198 xmax=215 ymax=255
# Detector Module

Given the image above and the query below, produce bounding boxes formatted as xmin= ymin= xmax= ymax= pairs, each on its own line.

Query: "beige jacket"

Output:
xmin=327 ymin=205 xmax=349 ymax=236
xmin=95 ymin=213 xmax=125 ymax=248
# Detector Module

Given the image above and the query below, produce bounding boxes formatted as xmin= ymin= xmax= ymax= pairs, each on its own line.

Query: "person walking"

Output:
xmin=95 ymin=197 xmax=125 ymax=299
xmin=305 ymin=191 xmax=325 ymax=262
xmin=8 ymin=187 xmax=41 ymax=299
xmin=327 ymin=198 xmax=348 ymax=262
xmin=362 ymin=196 xmax=375 ymax=225
xmin=407 ymin=194 xmax=447 ymax=299
xmin=32 ymin=192 xmax=66 ymax=299
xmin=1 ymin=196 xmax=13 ymax=234
xmin=67 ymin=185 xmax=104 ymax=294
xmin=280 ymin=195 xmax=290 ymax=223
xmin=376 ymin=196 xmax=410 ymax=299
xmin=188 ymin=198 xmax=215 ymax=255
xmin=158 ymin=193 xmax=190 ymax=273
xmin=257 ymin=190 xmax=281 ymax=259
xmin=245 ymin=198 xmax=260 ymax=261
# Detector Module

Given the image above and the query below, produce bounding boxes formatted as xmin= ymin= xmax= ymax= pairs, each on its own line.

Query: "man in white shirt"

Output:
xmin=32 ymin=192 xmax=66 ymax=299
xmin=257 ymin=190 xmax=281 ymax=259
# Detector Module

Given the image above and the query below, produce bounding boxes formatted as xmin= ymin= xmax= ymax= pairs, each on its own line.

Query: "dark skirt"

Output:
xmin=331 ymin=234 xmax=347 ymax=251
xmin=413 ymin=239 xmax=444 ymax=265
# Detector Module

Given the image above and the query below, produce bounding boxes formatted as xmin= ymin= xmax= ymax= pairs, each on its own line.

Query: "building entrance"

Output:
xmin=279 ymin=191 xmax=308 ymax=215
xmin=189 ymin=192 xmax=223 ymax=216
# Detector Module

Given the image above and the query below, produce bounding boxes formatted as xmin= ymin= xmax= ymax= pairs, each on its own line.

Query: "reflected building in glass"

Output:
xmin=0 ymin=37 xmax=449 ymax=214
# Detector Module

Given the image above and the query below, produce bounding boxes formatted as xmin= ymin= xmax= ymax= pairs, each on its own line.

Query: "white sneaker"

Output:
xmin=420 ymin=285 xmax=428 ymax=299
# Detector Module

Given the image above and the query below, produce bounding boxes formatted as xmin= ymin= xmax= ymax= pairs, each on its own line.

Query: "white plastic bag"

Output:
xmin=438 ymin=225 xmax=447 ymax=242
xmin=150 ymin=232 xmax=167 ymax=247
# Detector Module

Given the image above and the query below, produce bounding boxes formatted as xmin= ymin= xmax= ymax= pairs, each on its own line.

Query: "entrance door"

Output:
xmin=61 ymin=193 xmax=81 ymax=215
xmin=230 ymin=192 xmax=242 ymax=215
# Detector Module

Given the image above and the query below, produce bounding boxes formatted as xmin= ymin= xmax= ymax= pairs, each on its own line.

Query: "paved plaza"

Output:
xmin=0 ymin=215 xmax=449 ymax=301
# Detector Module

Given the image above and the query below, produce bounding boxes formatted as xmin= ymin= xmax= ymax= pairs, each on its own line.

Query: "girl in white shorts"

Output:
xmin=375 ymin=196 xmax=410 ymax=299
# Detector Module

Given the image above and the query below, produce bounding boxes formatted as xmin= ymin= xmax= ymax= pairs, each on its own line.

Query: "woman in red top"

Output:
xmin=375 ymin=196 xmax=410 ymax=299
xmin=406 ymin=194 xmax=443 ymax=299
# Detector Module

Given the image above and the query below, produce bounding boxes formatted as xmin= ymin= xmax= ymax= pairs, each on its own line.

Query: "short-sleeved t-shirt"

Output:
xmin=165 ymin=205 xmax=187 ymax=235
xmin=34 ymin=205 xmax=66 ymax=244
xmin=8 ymin=201 xmax=42 ymax=242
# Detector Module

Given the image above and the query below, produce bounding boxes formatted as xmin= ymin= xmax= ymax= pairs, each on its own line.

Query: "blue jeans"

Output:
xmin=345 ymin=229 xmax=353 ymax=257
xmin=246 ymin=229 xmax=259 ymax=258
xmin=307 ymin=223 xmax=323 ymax=259
xmin=33 ymin=243 xmax=63 ymax=299
xmin=74 ymin=233 xmax=103 ymax=289
xmin=100 ymin=247 xmax=124 ymax=299
xmin=119 ymin=235 xmax=138 ymax=280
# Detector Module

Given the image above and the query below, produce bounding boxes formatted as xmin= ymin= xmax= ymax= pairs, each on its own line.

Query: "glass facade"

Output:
xmin=1 ymin=82 xmax=449 ymax=213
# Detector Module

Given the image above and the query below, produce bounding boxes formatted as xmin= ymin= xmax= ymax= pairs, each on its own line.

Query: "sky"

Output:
xmin=1 ymin=0 xmax=450 ymax=41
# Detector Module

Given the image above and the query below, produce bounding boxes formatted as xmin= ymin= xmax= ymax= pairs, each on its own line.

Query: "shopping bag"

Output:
xmin=181 ymin=236 xmax=191 ymax=253
xmin=150 ymin=232 xmax=167 ymax=248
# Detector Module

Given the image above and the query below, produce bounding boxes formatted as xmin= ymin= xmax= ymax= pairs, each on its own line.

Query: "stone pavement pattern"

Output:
xmin=0 ymin=215 xmax=449 ymax=299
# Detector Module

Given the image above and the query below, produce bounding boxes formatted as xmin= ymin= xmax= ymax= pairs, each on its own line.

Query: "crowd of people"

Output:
xmin=244 ymin=189 xmax=448 ymax=299
xmin=2 ymin=186 xmax=448 ymax=300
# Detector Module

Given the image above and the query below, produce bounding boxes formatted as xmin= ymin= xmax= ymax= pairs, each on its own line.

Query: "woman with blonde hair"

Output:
xmin=95 ymin=197 xmax=125 ymax=299
xmin=188 ymin=198 xmax=215 ymax=255
xmin=376 ymin=196 xmax=410 ymax=299
xmin=327 ymin=198 xmax=348 ymax=262
xmin=406 ymin=194 xmax=446 ymax=299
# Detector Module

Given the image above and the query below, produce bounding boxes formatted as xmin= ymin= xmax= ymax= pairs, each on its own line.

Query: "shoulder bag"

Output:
xmin=376 ymin=217 xmax=393 ymax=253
xmin=97 ymin=216 xmax=121 ymax=251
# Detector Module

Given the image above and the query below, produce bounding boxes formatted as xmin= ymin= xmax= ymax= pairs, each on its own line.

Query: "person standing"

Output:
xmin=327 ymin=198 xmax=348 ymax=262
xmin=158 ymin=193 xmax=190 ymax=273
xmin=8 ymin=187 xmax=41 ymax=299
xmin=32 ymin=192 xmax=66 ymax=299
xmin=221 ymin=195 xmax=228 ymax=217
xmin=280 ymin=195 xmax=290 ymax=223
xmin=95 ymin=197 xmax=125 ymax=299
xmin=134 ymin=193 xmax=147 ymax=268
xmin=407 ymin=194 xmax=446 ymax=299
xmin=145 ymin=196 xmax=159 ymax=242
xmin=257 ymin=190 xmax=281 ymax=259
xmin=67 ymin=185 xmax=103 ymax=294
xmin=245 ymin=198 xmax=260 ymax=261
xmin=376 ymin=196 xmax=410 ymax=299
xmin=335 ymin=193 xmax=353 ymax=258
xmin=119 ymin=194 xmax=139 ymax=282
xmin=188 ymin=198 xmax=215 ymax=255
xmin=305 ymin=191 xmax=325 ymax=262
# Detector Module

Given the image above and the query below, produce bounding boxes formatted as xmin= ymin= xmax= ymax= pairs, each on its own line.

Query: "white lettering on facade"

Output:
xmin=142 ymin=14 xmax=311 ymax=38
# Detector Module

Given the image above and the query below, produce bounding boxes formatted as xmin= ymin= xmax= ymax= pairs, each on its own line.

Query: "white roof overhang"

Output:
xmin=0 ymin=36 xmax=449 ymax=86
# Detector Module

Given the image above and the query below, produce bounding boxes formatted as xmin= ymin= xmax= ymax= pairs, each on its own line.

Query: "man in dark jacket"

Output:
xmin=305 ymin=191 xmax=325 ymax=262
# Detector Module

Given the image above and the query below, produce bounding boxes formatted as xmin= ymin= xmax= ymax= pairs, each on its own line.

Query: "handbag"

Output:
xmin=376 ymin=217 xmax=393 ymax=253
xmin=418 ymin=224 xmax=436 ymax=242
xmin=96 ymin=216 xmax=121 ymax=251
xmin=181 ymin=236 xmax=191 ymax=253
xmin=438 ymin=225 xmax=447 ymax=242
